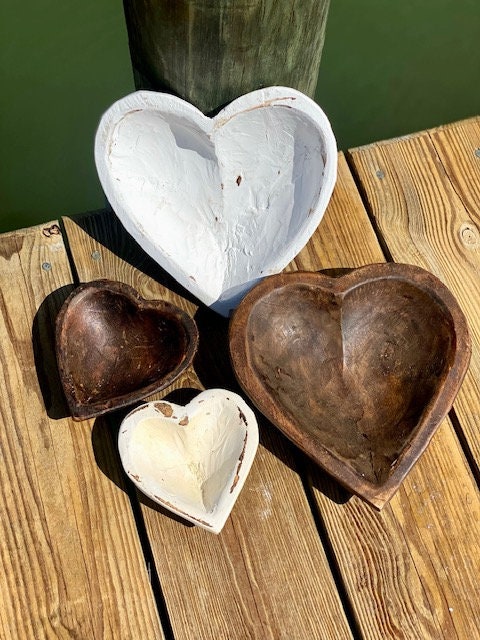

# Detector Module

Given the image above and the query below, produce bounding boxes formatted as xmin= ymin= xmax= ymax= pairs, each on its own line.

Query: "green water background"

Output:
xmin=1 ymin=0 xmax=479 ymax=232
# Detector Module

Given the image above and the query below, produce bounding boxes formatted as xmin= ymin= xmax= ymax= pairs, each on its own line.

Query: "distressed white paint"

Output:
xmin=95 ymin=87 xmax=337 ymax=315
xmin=118 ymin=389 xmax=258 ymax=533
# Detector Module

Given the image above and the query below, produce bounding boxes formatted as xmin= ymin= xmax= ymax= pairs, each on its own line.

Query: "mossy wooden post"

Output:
xmin=122 ymin=0 xmax=331 ymax=114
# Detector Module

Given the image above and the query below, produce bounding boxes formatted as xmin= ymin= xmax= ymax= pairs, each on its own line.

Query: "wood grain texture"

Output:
xmin=61 ymin=211 xmax=354 ymax=639
xmin=0 ymin=223 xmax=164 ymax=639
xmin=349 ymin=117 xmax=480 ymax=475
xmin=288 ymin=152 xmax=385 ymax=272
xmin=295 ymin=154 xmax=480 ymax=638
xmin=123 ymin=0 xmax=330 ymax=113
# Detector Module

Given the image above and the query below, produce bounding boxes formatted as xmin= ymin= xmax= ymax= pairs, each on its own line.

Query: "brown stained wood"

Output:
xmin=61 ymin=212 xmax=354 ymax=639
xmin=61 ymin=210 xmax=201 ymax=396
xmin=56 ymin=279 xmax=199 ymax=419
xmin=284 ymin=152 xmax=480 ymax=638
xmin=230 ymin=264 xmax=470 ymax=509
xmin=0 ymin=223 xmax=164 ymax=638
xmin=349 ymin=118 xmax=480 ymax=475
xmin=123 ymin=0 xmax=330 ymax=114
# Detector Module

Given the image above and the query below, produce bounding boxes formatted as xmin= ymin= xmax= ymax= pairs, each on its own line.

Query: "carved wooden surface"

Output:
xmin=0 ymin=119 xmax=479 ymax=638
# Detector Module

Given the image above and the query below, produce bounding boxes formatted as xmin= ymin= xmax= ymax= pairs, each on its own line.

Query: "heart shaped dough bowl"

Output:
xmin=118 ymin=390 xmax=259 ymax=533
xmin=95 ymin=87 xmax=337 ymax=316
xmin=56 ymin=280 xmax=199 ymax=420
xmin=229 ymin=264 xmax=471 ymax=509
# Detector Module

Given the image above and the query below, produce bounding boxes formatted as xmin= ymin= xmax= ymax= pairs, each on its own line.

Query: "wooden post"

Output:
xmin=122 ymin=0 xmax=331 ymax=114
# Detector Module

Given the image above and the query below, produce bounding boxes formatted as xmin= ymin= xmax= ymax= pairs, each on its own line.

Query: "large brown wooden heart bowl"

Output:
xmin=229 ymin=264 xmax=471 ymax=509
xmin=56 ymin=280 xmax=198 ymax=420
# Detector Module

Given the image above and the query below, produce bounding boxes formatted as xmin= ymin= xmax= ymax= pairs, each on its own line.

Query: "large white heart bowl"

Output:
xmin=95 ymin=87 xmax=337 ymax=315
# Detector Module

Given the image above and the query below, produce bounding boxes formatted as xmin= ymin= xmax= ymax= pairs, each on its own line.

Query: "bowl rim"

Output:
xmin=55 ymin=279 xmax=199 ymax=421
xmin=229 ymin=263 xmax=472 ymax=509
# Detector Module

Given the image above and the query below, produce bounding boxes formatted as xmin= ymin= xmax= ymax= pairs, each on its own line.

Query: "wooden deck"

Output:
xmin=0 ymin=116 xmax=479 ymax=639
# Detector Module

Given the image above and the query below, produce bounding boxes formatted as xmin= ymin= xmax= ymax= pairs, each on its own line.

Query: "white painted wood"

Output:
xmin=118 ymin=390 xmax=259 ymax=533
xmin=95 ymin=87 xmax=337 ymax=315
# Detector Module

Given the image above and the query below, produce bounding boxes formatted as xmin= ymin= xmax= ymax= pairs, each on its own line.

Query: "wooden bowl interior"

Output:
xmin=245 ymin=279 xmax=455 ymax=485
xmin=57 ymin=285 xmax=194 ymax=414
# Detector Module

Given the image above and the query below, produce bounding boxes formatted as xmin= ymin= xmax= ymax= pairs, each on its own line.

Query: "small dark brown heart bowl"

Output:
xmin=229 ymin=264 xmax=471 ymax=509
xmin=56 ymin=280 xmax=199 ymax=420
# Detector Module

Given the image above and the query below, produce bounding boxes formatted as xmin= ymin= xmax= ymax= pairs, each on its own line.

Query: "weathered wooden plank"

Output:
xmin=0 ymin=223 xmax=164 ymax=638
xmin=324 ymin=128 xmax=480 ymax=638
xmin=123 ymin=0 xmax=330 ymax=113
xmin=61 ymin=210 xmax=354 ymax=639
xmin=292 ymin=153 xmax=480 ymax=638
xmin=349 ymin=117 xmax=480 ymax=475
xmin=429 ymin=117 xmax=480 ymax=217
